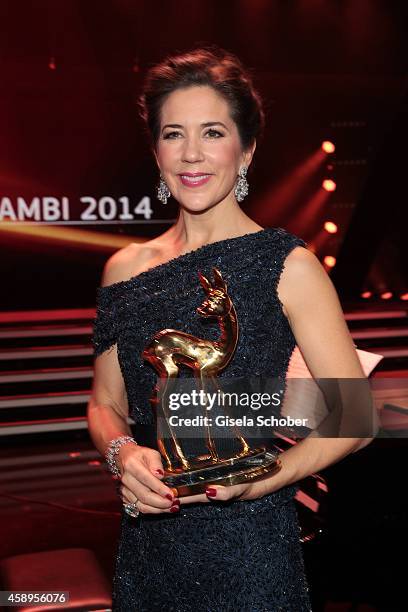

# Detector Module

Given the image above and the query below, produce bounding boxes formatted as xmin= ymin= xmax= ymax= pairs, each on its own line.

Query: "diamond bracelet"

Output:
xmin=105 ymin=435 xmax=138 ymax=477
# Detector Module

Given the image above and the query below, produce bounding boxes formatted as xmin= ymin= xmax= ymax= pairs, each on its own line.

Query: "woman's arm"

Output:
xmin=88 ymin=343 xmax=133 ymax=459
xmin=256 ymin=245 xmax=376 ymax=497
xmin=88 ymin=253 xmax=134 ymax=460
xmin=88 ymin=340 xmax=176 ymax=510
xmin=88 ymin=253 xmax=177 ymax=513
xmin=179 ymin=245 xmax=376 ymax=505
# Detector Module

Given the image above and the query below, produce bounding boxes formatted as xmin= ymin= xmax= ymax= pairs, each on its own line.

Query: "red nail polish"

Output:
xmin=154 ymin=468 xmax=164 ymax=475
xmin=170 ymin=504 xmax=180 ymax=512
xmin=165 ymin=493 xmax=173 ymax=501
xmin=206 ymin=487 xmax=217 ymax=497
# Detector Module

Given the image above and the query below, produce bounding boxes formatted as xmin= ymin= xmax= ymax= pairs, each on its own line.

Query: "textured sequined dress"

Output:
xmin=92 ymin=227 xmax=312 ymax=612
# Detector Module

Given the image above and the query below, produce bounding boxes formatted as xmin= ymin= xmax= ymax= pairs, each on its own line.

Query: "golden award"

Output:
xmin=142 ymin=267 xmax=281 ymax=496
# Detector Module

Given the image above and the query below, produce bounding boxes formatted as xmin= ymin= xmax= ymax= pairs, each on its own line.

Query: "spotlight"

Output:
xmin=361 ymin=291 xmax=372 ymax=298
xmin=48 ymin=56 xmax=56 ymax=70
xmin=323 ymin=255 xmax=336 ymax=267
xmin=322 ymin=179 xmax=336 ymax=192
xmin=324 ymin=221 xmax=338 ymax=234
xmin=400 ymin=292 xmax=408 ymax=301
xmin=322 ymin=141 xmax=335 ymax=154
xmin=380 ymin=292 xmax=393 ymax=299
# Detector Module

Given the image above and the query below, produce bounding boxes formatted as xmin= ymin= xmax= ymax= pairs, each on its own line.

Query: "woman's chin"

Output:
xmin=175 ymin=189 xmax=232 ymax=211
xmin=177 ymin=197 xmax=219 ymax=213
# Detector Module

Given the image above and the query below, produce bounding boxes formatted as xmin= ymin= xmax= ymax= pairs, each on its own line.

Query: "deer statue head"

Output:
xmin=196 ymin=268 xmax=233 ymax=318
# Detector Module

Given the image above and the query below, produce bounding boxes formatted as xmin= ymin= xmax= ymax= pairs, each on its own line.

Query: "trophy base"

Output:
xmin=163 ymin=447 xmax=281 ymax=496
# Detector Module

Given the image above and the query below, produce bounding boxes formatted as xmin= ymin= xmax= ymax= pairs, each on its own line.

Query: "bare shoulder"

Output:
xmin=276 ymin=245 xmax=365 ymax=378
xmin=277 ymin=246 xmax=339 ymax=320
xmin=100 ymin=234 xmax=173 ymax=287
xmin=282 ymin=245 xmax=324 ymax=280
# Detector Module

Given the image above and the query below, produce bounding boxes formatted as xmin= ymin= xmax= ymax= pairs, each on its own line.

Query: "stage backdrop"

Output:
xmin=1 ymin=1 xmax=406 ymax=309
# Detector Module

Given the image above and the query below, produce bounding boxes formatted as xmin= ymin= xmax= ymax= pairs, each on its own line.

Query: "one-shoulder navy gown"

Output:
xmin=92 ymin=227 xmax=312 ymax=612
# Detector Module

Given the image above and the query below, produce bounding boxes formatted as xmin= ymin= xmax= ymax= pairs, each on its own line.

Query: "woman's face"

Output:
xmin=155 ymin=85 xmax=255 ymax=211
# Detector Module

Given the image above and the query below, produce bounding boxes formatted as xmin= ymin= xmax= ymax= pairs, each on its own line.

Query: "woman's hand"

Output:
xmin=177 ymin=476 xmax=272 ymax=506
xmin=117 ymin=443 xmax=277 ymax=513
xmin=117 ymin=444 xmax=180 ymax=514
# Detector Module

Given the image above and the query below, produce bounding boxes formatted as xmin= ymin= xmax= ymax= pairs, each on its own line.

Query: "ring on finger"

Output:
xmin=123 ymin=498 xmax=139 ymax=518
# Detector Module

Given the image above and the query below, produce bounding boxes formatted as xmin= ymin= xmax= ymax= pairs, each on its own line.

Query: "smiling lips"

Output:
xmin=178 ymin=173 xmax=212 ymax=188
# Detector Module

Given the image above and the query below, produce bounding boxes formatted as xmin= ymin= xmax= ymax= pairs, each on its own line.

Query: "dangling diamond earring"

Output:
xmin=157 ymin=175 xmax=171 ymax=205
xmin=234 ymin=166 xmax=249 ymax=202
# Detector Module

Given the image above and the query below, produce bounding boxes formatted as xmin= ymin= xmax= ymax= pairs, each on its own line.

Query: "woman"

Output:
xmin=88 ymin=46 xmax=372 ymax=611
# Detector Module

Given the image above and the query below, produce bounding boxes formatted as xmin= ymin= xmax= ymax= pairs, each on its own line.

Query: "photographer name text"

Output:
xmin=167 ymin=415 xmax=309 ymax=427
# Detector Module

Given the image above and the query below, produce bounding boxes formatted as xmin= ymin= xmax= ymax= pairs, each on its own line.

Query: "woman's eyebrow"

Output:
xmin=161 ymin=121 xmax=229 ymax=132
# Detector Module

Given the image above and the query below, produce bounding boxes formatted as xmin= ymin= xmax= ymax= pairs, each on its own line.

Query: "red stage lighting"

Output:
xmin=322 ymin=141 xmax=335 ymax=154
xmin=323 ymin=255 xmax=336 ymax=267
xmin=322 ymin=179 xmax=336 ymax=192
xmin=380 ymin=292 xmax=393 ymax=300
xmin=324 ymin=221 xmax=338 ymax=233
xmin=400 ymin=293 xmax=408 ymax=301
xmin=361 ymin=291 xmax=372 ymax=298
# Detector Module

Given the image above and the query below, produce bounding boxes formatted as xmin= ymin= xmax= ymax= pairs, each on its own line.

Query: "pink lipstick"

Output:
xmin=178 ymin=173 xmax=212 ymax=188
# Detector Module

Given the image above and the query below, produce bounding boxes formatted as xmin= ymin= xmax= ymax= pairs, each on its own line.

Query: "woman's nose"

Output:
xmin=181 ymin=137 xmax=204 ymax=163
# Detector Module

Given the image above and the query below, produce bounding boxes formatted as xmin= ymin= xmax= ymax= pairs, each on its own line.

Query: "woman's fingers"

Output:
xmin=205 ymin=482 xmax=258 ymax=501
xmin=119 ymin=446 xmax=260 ymax=513
xmin=178 ymin=486 xmax=235 ymax=504
xmin=178 ymin=492 xmax=211 ymax=505
xmin=138 ymin=498 xmax=181 ymax=515
xmin=175 ymin=484 xmax=249 ymax=505
xmin=119 ymin=479 xmax=256 ymax=513
xmin=119 ymin=483 xmax=181 ymax=514
xmin=120 ymin=449 xmax=176 ymax=500
xmin=122 ymin=472 xmax=176 ymax=509
xmin=179 ymin=483 xmax=255 ymax=504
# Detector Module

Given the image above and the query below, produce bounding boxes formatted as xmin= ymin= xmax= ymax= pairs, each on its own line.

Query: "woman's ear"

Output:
xmin=243 ymin=141 xmax=257 ymax=169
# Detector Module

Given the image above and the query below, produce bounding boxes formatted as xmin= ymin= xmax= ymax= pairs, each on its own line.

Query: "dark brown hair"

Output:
xmin=138 ymin=45 xmax=265 ymax=152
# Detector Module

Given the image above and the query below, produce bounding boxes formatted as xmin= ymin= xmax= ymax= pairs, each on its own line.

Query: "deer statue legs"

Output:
xmin=148 ymin=352 xmax=191 ymax=471
xmin=198 ymin=366 xmax=251 ymax=459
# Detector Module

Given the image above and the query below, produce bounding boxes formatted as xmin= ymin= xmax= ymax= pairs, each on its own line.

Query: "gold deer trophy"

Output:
xmin=142 ymin=267 xmax=281 ymax=495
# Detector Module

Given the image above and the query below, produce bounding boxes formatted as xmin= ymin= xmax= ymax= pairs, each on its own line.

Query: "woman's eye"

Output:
xmin=163 ymin=131 xmax=181 ymax=139
xmin=162 ymin=129 xmax=223 ymax=140
xmin=205 ymin=129 xmax=223 ymax=138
